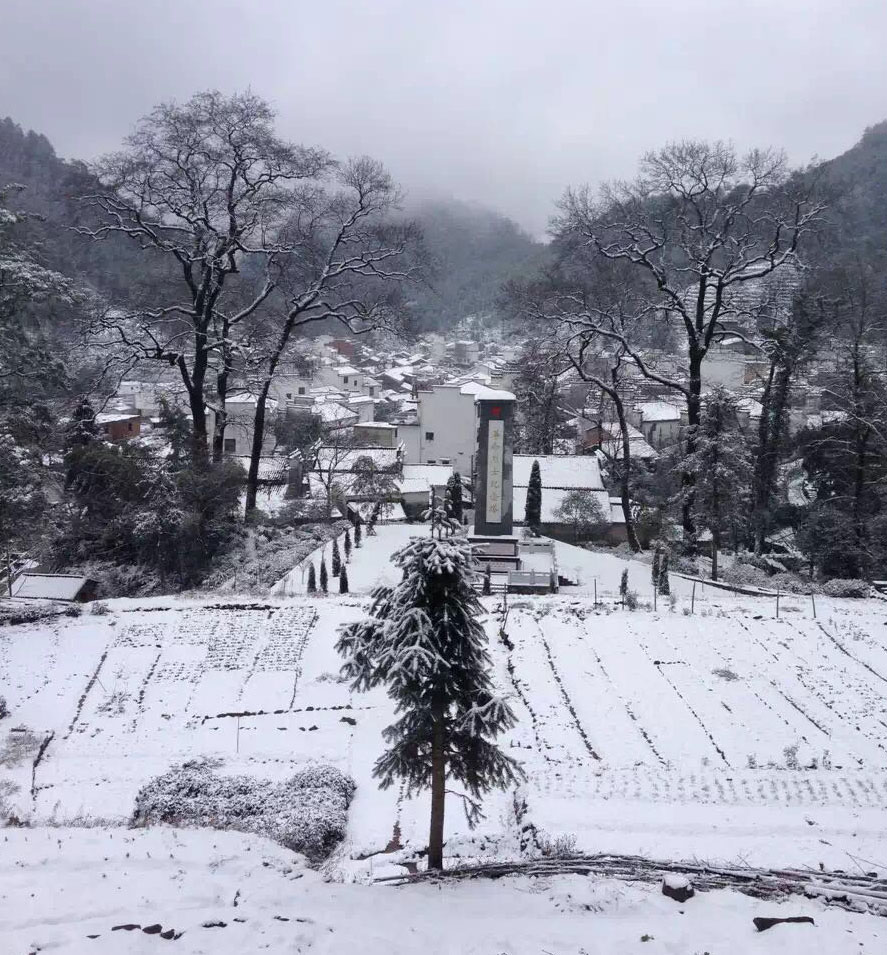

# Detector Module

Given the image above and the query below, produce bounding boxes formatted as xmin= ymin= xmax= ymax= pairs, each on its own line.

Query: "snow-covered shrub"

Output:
xmin=623 ymin=590 xmax=639 ymax=611
xmin=0 ymin=600 xmax=81 ymax=627
xmin=90 ymin=600 xmax=110 ymax=616
xmin=132 ymin=760 xmax=356 ymax=862
xmin=722 ymin=561 xmax=771 ymax=588
xmin=768 ymin=572 xmax=820 ymax=595
xmin=0 ymin=696 xmax=8 ymax=719
xmin=822 ymin=578 xmax=870 ymax=598
xmin=538 ymin=831 xmax=578 ymax=858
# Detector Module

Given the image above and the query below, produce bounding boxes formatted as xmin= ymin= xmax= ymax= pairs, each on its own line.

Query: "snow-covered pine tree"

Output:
xmin=525 ymin=459 xmax=542 ymax=530
xmin=344 ymin=528 xmax=352 ymax=562
xmin=307 ymin=563 xmax=317 ymax=594
xmin=619 ymin=568 xmax=628 ymax=597
xmin=683 ymin=388 xmax=753 ymax=581
xmin=354 ymin=519 xmax=362 ymax=548
xmin=658 ymin=553 xmax=670 ymax=595
xmin=450 ymin=472 xmax=464 ymax=524
xmin=339 ymin=565 xmax=349 ymax=594
xmin=332 ymin=538 xmax=342 ymax=576
xmin=319 ymin=557 xmax=329 ymax=593
xmin=337 ymin=536 xmax=522 ymax=870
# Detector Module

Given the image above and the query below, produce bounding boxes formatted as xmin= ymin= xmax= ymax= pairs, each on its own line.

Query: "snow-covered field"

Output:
xmin=3 ymin=525 xmax=887 ymax=950
xmin=3 ymin=827 xmax=882 ymax=954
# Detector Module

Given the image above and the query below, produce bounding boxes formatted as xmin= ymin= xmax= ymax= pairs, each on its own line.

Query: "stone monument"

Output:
xmin=473 ymin=390 xmax=515 ymax=536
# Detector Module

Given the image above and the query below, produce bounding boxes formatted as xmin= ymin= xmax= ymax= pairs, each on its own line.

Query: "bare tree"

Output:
xmin=552 ymin=141 xmax=825 ymax=545
xmin=78 ymin=91 xmax=332 ymax=463
xmin=241 ymin=157 xmax=417 ymax=515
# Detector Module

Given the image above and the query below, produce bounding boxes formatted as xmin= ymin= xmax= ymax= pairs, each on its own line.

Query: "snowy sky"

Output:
xmin=3 ymin=0 xmax=887 ymax=236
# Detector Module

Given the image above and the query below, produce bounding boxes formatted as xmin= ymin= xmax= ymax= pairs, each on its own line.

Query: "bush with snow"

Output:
xmin=132 ymin=760 xmax=356 ymax=862
xmin=0 ymin=696 xmax=8 ymax=719
xmin=768 ymin=572 xmax=821 ymax=595
xmin=822 ymin=578 xmax=870 ymax=598
xmin=0 ymin=600 xmax=81 ymax=627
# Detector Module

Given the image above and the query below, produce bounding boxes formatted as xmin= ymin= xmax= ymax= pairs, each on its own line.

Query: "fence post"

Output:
xmin=691 ymin=581 xmax=696 ymax=615
xmin=811 ymin=592 xmax=816 ymax=619
xmin=594 ymin=577 xmax=598 ymax=607
xmin=654 ymin=586 xmax=658 ymax=612
xmin=776 ymin=589 xmax=781 ymax=619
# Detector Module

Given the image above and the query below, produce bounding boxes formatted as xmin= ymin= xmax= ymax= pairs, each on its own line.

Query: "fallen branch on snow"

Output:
xmin=374 ymin=853 xmax=887 ymax=916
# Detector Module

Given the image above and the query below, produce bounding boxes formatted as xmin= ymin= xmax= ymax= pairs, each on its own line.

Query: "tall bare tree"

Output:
xmin=241 ymin=157 xmax=417 ymax=515
xmin=79 ymin=91 xmax=331 ymax=463
xmin=552 ymin=141 xmax=825 ymax=545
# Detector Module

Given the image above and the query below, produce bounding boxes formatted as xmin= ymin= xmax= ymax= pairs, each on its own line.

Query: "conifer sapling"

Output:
xmin=307 ymin=562 xmax=317 ymax=594
xmin=339 ymin=565 xmax=349 ymax=594
xmin=337 ymin=535 xmax=523 ymax=870
xmin=320 ymin=557 xmax=329 ymax=593
xmin=354 ymin=519 xmax=362 ymax=548
xmin=344 ymin=528 xmax=352 ymax=562
xmin=332 ymin=538 xmax=342 ymax=576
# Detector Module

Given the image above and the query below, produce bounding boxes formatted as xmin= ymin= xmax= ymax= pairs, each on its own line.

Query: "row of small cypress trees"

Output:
xmin=307 ymin=524 xmax=358 ymax=595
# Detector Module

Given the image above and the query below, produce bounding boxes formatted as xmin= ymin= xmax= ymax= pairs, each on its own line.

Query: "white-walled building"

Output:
xmin=414 ymin=383 xmax=478 ymax=473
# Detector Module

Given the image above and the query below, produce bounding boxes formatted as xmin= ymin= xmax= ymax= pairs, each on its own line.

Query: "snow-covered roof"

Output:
xmin=398 ymin=464 xmax=454 ymax=495
xmin=638 ymin=401 xmax=681 ymax=422
xmin=314 ymin=446 xmax=400 ymax=472
xmin=513 ymin=486 xmax=611 ymax=524
xmin=232 ymin=456 xmax=288 ymax=482
xmin=314 ymin=401 xmax=358 ymax=425
xmin=96 ymin=412 xmax=140 ymax=424
xmin=11 ymin=573 xmax=93 ymax=601
xmin=471 ymin=386 xmax=516 ymax=403
xmin=226 ymin=392 xmax=278 ymax=410
xmin=512 ymin=454 xmax=604 ymax=491
xmin=335 ymin=365 xmax=359 ymax=376
xmin=354 ymin=421 xmax=397 ymax=430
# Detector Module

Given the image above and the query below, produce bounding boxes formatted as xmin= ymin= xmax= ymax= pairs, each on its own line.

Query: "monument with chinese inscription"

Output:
xmin=469 ymin=387 xmax=558 ymax=592
xmin=473 ymin=390 xmax=515 ymax=536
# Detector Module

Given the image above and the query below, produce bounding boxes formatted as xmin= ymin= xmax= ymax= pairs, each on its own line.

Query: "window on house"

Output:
xmin=224 ymin=438 xmax=236 ymax=453
xmin=343 ymin=377 xmax=348 ymax=385
xmin=298 ymin=387 xmax=305 ymax=395
xmin=440 ymin=458 xmax=451 ymax=465
xmin=368 ymin=387 xmax=375 ymax=397
xmin=425 ymin=431 xmax=434 ymax=441
xmin=427 ymin=459 xmax=437 ymax=464
xmin=127 ymin=421 xmax=133 ymax=432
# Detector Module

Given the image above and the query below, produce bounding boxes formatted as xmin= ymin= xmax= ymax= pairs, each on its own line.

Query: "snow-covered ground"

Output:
xmin=3 ymin=525 xmax=887 ymax=948
xmin=2 ymin=827 xmax=882 ymax=955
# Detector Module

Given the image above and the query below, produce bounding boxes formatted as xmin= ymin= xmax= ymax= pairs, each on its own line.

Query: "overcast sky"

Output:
xmin=3 ymin=0 xmax=886 ymax=236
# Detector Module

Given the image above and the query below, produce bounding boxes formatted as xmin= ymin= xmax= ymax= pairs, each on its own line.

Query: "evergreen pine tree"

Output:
xmin=658 ymin=553 xmax=670 ymax=595
xmin=320 ymin=557 xmax=329 ymax=593
xmin=525 ymin=459 xmax=542 ymax=530
xmin=339 ymin=565 xmax=349 ymax=594
xmin=337 ymin=536 xmax=523 ymax=870
xmin=482 ymin=564 xmax=492 ymax=595
xmin=450 ymin=472 xmax=464 ymax=524
xmin=619 ymin=568 xmax=629 ymax=597
xmin=354 ymin=518 xmax=362 ymax=548
xmin=307 ymin=563 xmax=317 ymax=594
xmin=332 ymin=538 xmax=342 ymax=576
xmin=344 ymin=528 xmax=352 ymax=561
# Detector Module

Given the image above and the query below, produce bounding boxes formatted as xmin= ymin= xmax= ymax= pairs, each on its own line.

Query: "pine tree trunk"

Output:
xmin=711 ymin=529 xmax=720 ymax=582
xmin=427 ymin=697 xmax=447 ymax=871
xmin=245 ymin=381 xmax=273 ymax=518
